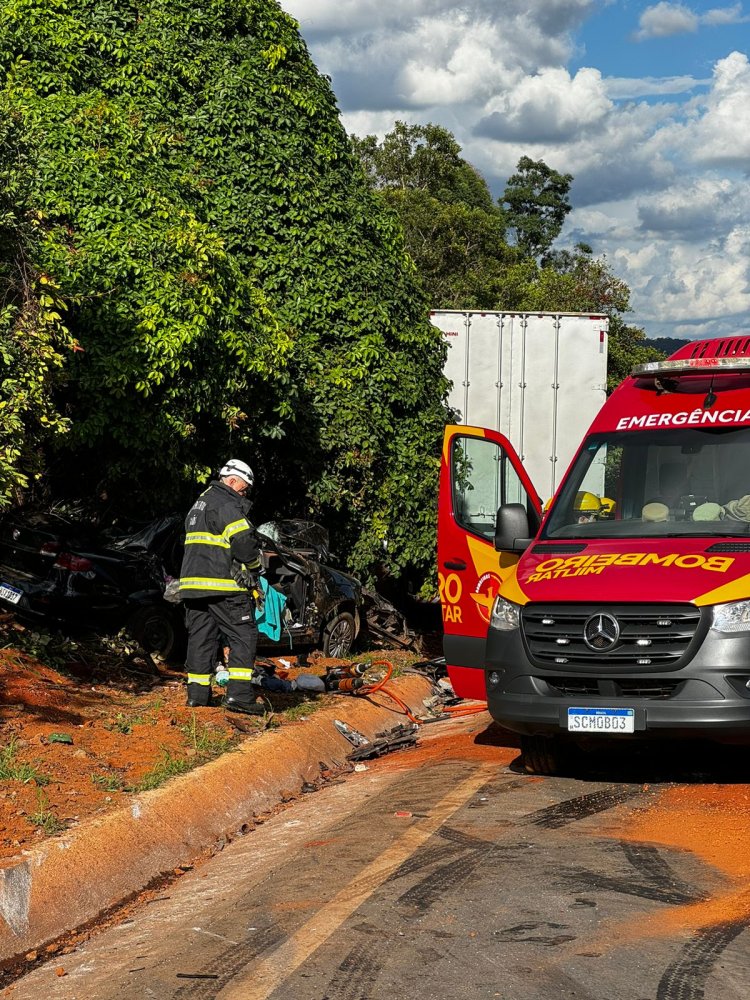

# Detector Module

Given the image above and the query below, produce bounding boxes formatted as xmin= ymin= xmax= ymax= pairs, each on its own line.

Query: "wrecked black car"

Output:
xmin=0 ymin=511 xmax=185 ymax=658
xmin=252 ymin=519 xmax=364 ymax=656
xmin=0 ymin=512 xmax=409 ymax=659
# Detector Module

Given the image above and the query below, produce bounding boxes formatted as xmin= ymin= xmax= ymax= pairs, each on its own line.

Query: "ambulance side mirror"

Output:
xmin=494 ymin=504 xmax=533 ymax=553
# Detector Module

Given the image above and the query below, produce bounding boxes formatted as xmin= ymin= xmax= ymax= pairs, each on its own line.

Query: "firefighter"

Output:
xmin=179 ymin=459 xmax=264 ymax=715
xmin=573 ymin=491 xmax=602 ymax=523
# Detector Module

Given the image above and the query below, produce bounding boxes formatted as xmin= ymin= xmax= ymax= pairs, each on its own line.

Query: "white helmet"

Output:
xmin=219 ymin=458 xmax=254 ymax=487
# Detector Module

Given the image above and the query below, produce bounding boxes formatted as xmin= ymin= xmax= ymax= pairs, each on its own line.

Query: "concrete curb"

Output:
xmin=0 ymin=675 xmax=434 ymax=963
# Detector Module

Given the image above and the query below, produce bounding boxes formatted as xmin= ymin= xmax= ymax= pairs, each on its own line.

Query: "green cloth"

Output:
xmin=255 ymin=575 xmax=287 ymax=641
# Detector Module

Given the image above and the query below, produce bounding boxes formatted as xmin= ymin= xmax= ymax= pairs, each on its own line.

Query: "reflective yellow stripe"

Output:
xmin=187 ymin=673 xmax=211 ymax=686
xmin=227 ymin=668 xmax=255 ymax=681
xmin=180 ymin=577 xmax=242 ymax=592
xmin=185 ymin=531 xmax=230 ymax=548
xmin=224 ymin=519 xmax=251 ymax=540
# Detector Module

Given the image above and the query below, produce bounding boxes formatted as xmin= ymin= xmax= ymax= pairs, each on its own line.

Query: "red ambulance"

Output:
xmin=438 ymin=336 xmax=750 ymax=771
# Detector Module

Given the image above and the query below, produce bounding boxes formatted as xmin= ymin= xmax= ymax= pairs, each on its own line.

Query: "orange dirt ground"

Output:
xmin=0 ymin=625 xmax=378 ymax=863
xmin=603 ymin=782 xmax=750 ymax=940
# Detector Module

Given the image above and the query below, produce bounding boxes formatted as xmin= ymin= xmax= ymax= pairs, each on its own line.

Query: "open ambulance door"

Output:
xmin=438 ymin=425 xmax=542 ymax=701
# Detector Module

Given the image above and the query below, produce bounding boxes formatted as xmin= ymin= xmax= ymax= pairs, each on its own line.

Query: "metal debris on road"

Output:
xmin=333 ymin=719 xmax=370 ymax=747
xmin=346 ymin=723 xmax=419 ymax=761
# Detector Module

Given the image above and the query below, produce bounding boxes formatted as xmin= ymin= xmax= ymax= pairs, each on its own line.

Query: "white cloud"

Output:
xmin=631 ymin=233 xmax=750 ymax=328
xmin=633 ymin=2 xmax=749 ymax=41
xmin=284 ymin=0 xmax=598 ymax=112
xmin=652 ymin=52 xmax=750 ymax=168
xmin=284 ymin=0 xmax=599 ymax=39
xmin=477 ymin=67 xmax=611 ymax=143
xmin=636 ymin=177 xmax=745 ymax=238
xmin=603 ymin=74 xmax=709 ymax=99
xmin=278 ymin=0 xmax=750 ymax=339
xmin=634 ymin=2 xmax=699 ymax=40
xmin=701 ymin=3 xmax=750 ymax=25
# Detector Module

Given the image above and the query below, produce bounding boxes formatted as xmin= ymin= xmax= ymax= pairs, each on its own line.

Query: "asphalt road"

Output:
xmin=9 ymin=716 xmax=750 ymax=1000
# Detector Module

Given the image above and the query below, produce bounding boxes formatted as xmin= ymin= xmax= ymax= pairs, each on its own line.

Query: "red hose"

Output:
xmin=354 ymin=659 xmax=487 ymax=725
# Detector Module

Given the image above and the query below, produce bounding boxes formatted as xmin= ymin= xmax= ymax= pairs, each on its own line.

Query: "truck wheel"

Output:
xmin=520 ymin=735 xmax=572 ymax=776
xmin=322 ymin=611 xmax=356 ymax=658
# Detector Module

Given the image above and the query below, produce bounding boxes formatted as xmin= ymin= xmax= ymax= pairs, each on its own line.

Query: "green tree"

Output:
xmin=0 ymin=107 xmax=74 ymax=504
xmin=351 ymin=121 xmax=494 ymax=209
xmin=0 ymin=0 xmax=450 ymax=583
xmin=351 ymin=123 xmax=518 ymax=308
xmin=502 ymin=156 xmax=573 ymax=259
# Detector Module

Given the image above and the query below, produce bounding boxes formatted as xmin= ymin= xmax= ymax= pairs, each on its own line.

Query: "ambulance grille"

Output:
xmin=545 ymin=678 xmax=683 ymax=700
xmin=522 ymin=603 xmax=702 ymax=669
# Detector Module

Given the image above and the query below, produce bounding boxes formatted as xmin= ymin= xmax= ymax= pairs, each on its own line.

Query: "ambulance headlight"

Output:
xmin=490 ymin=596 xmax=521 ymax=631
xmin=711 ymin=600 xmax=750 ymax=634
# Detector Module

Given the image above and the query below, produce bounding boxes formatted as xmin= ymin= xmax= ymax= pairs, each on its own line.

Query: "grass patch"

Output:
xmin=104 ymin=709 xmax=154 ymax=735
xmin=0 ymin=738 xmax=50 ymax=786
xmin=280 ymin=699 xmax=325 ymax=722
xmin=91 ymin=773 xmax=125 ymax=792
xmin=133 ymin=750 xmax=194 ymax=792
xmin=104 ymin=712 xmax=134 ymax=735
xmin=133 ymin=719 xmax=238 ymax=793
xmin=181 ymin=715 xmax=236 ymax=756
xmin=28 ymin=791 xmax=64 ymax=835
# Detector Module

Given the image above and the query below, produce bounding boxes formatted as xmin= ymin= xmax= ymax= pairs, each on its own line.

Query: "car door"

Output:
xmin=438 ymin=425 xmax=542 ymax=700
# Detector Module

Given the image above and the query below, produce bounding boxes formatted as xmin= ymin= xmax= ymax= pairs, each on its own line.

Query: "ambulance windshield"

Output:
xmin=542 ymin=426 xmax=750 ymax=539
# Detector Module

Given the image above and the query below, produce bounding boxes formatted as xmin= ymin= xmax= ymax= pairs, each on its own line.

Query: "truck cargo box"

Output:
xmin=431 ymin=311 xmax=609 ymax=499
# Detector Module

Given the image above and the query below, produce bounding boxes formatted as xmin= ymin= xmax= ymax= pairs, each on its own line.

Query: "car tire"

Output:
xmin=321 ymin=611 xmax=356 ymax=658
xmin=126 ymin=605 xmax=184 ymax=662
xmin=520 ymin=734 xmax=574 ymax=776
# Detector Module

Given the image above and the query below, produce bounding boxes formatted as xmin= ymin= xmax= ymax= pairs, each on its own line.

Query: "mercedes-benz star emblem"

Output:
xmin=583 ymin=612 xmax=620 ymax=651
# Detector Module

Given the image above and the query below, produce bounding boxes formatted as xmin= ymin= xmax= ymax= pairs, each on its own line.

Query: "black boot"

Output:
xmin=186 ymin=681 xmax=211 ymax=707
xmin=224 ymin=696 xmax=266 ymax=716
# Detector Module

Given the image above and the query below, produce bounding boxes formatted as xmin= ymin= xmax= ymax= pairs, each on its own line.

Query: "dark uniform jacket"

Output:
xmin=179 ymin=481 xmax=261 ymax=600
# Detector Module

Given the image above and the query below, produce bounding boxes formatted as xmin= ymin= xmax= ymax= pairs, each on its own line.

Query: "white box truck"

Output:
xmin=430 ymin=311 xmax=609 ymax=500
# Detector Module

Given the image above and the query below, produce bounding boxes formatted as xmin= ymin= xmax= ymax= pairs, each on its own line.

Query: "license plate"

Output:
xmin=567 ymin=706 xmax=635 ymax=734
xmin=0 ymin=583 xmax=22 ymax=605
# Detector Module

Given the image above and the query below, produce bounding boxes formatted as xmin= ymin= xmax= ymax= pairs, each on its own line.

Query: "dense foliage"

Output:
xmin=0 ymin=107 xmax=75 ymax=499
xmin=0 ymin=0 xmax=450 ymax=582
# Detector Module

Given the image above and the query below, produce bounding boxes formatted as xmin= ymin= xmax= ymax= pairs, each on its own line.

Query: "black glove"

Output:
xmin=233 ymin=568 xmax=257 ymax=590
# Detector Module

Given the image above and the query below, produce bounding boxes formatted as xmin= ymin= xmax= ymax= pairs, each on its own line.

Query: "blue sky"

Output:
xmin=281 ymin=1 xmax=750 ymax=340
xmin=573 ymin=1 xmax=749 ymax=82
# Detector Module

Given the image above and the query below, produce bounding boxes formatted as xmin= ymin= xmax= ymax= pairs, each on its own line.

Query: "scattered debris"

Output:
xmin=409 ymin=656 xmax=448 ymax=681
xmin=333 ymin=720 xmax=370 ymax=747
xmin=362 ymin=588 xmax=416 ymax=650
xmin=47 ymin=733 xmax=73 ymax=745
xmin=353 ymin=763 xmax=368 ymax=772
xmin=347 ymin=723 xmax=419 ymax=761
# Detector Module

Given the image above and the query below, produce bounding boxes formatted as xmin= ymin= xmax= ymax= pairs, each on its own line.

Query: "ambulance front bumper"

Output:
xmin=485 ymin=624 xmax=750 ymax=743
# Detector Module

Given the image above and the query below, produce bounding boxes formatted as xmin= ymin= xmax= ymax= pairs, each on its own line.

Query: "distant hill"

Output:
xmin=644 ymin=337 xmax=690 ymax=356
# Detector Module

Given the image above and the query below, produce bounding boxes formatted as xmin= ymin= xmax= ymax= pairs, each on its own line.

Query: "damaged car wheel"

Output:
xmin=126 ymin=605 xmax=184 ymax=662
xmin=321 ymin=611 xmax=356 ymax=658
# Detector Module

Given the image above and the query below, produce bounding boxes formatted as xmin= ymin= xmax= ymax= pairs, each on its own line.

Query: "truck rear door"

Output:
xmin=438 ymin=425 xmax=541 ymax=700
